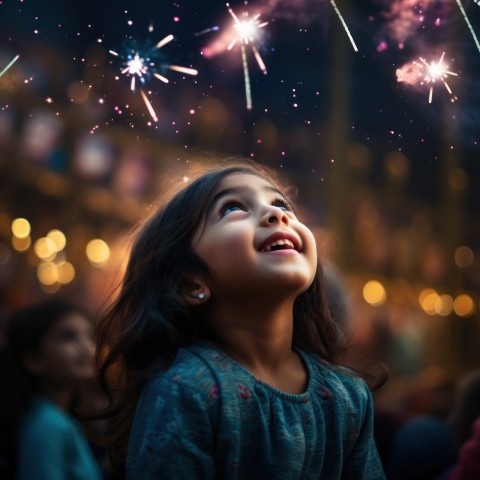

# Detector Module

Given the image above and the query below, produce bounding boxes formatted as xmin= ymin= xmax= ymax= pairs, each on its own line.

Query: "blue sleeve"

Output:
xmin=342 ymin=381 xmax=386 ymax=480
xmin=127 ymin=378 xmax=215 ymax=480
xmin=18 ymin=421 xmax=68 ymax=480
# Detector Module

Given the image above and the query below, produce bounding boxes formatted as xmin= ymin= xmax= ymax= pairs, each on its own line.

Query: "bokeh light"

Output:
xmin=12 ymin=235 xmax=32 ymax=252
xmin=57 ymin=261 xmax=75 ymax=284
xmin=419 ymin=288 xmax=439 ymax=315
xmin=47 ymin=229 xmax=66 ymax=252
xmin=454 ymin=246 xmax=474 ymax=267
xmin=33 ymin=237 xmax=57 ymax=261
xmin=434 ymin=294 xmax=453 ymax=316
xmin=453 ymin=294 xmax=475 ymax=317
xmin=86 ymin=238 xmax=110 ymax=267
xmin=37 ymin=262 xmax=59 ymax=285
xmin=11 ymin=218 xmax=31 ymax=238
xmin=363 ymin=280 xmax=387 ymax=307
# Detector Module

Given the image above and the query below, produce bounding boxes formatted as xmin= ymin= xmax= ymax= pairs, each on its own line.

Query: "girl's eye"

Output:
xmin=219 ymin=200 xmax=246 ymax=217
xmin=272 ymin=197 xmax=293 ymax=212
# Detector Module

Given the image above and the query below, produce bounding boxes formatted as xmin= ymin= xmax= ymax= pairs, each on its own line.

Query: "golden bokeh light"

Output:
xmin=57 ymin=261 xmax=75 ymax=284
xmin=419 ymin=288 xmax=438 ymax=315
xmin=37 ymin=262 xmax=59 ymax=285
xmin=363 ymin=280 xmax=387 ymax=307
xmin=86 ymin=238 xmax=110 ymax=266
xmin=453 ymin=294 xmax=475 ymax=318
xmin=33 ymin=237 xmax=57 ymax=261
xmin=11 ymin=218 xmax=31 ymax=238
xmin=12 ymin=235 xmax=31 ymax=252
xmin=435 ymin=294 xmax=453 ymax=316
xmin=454 ymin=246 xmax=474 ymax=268
xmin=47 ymin=229 xmax=66 ymax=252
xmin=40 ymin=283 xmax=61 ymax=294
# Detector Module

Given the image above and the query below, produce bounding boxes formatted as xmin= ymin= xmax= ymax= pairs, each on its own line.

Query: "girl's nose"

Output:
xmin=262 ymin=205 xmax=289 ymax=226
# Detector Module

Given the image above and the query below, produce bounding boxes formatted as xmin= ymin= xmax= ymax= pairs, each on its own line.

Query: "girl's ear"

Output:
xmin=183 ymin=273 xmax=211 ymax=307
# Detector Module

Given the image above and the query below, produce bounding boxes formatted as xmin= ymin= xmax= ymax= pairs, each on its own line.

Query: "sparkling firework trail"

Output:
xmin=0 ymin=54 xmax=20 ymax=78
xmin=241 ymin=45 xmax=252 ymax=109
xmin=226 ymin=3 xmax=268 ymax=110
xmin=455 ymin=0 xmax=480 ymax=52
xmin=194 ymin=26 xmax=220 ymax=37
xmin=416 ymin=52 xmax=458 ymax=103
xmin=109 ymin=33 xmax=198 ymax=122
xmin=330 ymin=0 xmax=358 ymax=52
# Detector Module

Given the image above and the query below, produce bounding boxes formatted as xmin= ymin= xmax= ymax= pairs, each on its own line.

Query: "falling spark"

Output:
xmin=226 ymin=3 xmax=268 ymax=109
xmin=140 ymin=89 xmax=158 ymax=122
xmin=156 ymin=34 xmax=174 ymax=49
xmin=194 ymin=26 xmax=219 ymax=37
xmin=329 ymin=0 xmax=358 ymax=52
xmin=168 ymin=65 xmax=199 ymax=75
xmin=109 ymin=32 xmax=197 ymax=122
xmin=0 ymin=54 xmax=20 ymax=78
xmin=417 ymin=52 xmax=458 ymax=103
xmin=455 ymin=0 xmax=480 ymax=52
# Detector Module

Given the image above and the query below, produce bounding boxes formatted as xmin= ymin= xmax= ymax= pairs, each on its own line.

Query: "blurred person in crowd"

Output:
xmin=0 ymin=299 xmax=103 ymax=480
xmin=447 ymin=370 xmax=480 ymax=450
xmin=447 ymin=417 xmax=480 ymax=480
xmin=388 ymin=414 xmax=456 ymax=480
xmin=387 ymin=369 xmax=480 ymax=480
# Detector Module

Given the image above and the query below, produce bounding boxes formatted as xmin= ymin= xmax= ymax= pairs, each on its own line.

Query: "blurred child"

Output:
xmin=0 ymin=299 xmax=103 ymax=480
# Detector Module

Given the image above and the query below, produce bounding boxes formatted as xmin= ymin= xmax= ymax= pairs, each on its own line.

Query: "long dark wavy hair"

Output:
xmin=96 ymin=162 xmax=380 ymax=470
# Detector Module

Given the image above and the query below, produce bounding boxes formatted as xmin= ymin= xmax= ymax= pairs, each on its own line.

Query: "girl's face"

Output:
xmin=30 ymin=312 xmax=95 ymax=386
xmin=192 ymin=172 xmax=317 ymax=301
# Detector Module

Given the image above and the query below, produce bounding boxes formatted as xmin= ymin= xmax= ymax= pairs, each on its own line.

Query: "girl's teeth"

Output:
xmin=263 ymin=239 xmax=294 ymax=251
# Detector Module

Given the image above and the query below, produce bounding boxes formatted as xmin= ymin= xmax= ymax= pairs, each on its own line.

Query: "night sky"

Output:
xmin=2 ymin=0 xmax=480 ymax=214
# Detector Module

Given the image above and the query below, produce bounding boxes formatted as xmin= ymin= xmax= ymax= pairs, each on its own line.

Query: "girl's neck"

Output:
xmin=207 ymin=298 xmax=295 ymax=371
xmin=207 ymin=299 xmax=308 ymax=395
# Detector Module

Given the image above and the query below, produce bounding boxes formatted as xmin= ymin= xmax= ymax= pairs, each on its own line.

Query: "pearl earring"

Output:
xmin=198 ymin=292 xmax=205 ymax=299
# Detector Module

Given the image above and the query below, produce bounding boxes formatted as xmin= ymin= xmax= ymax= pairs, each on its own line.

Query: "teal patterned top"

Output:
xmin=127 ymin=340 xmax=385 ymax=479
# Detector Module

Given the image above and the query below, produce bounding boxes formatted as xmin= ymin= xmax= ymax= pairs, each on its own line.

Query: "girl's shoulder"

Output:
xmin=300 ymin=350 xmax=371 ymax=404
xmin=144 ymin=340 xmax=239 ymax=399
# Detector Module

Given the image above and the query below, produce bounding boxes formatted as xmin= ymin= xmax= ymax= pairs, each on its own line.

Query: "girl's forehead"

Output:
xmin=215 ymin=172 xmax=278 ymax=192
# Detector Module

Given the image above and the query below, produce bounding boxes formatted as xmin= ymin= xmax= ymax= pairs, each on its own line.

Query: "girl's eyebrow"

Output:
xmin=208 ymin=185 xmax=286 ymax=215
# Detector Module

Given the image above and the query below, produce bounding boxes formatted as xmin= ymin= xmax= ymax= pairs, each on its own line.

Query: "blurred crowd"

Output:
xmin=0 ymin=295 xmax=479 ymax=480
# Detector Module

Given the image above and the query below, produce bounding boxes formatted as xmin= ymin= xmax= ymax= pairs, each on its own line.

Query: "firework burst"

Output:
xmin=397 ymin=51 xmax=458 ymax=103
xmin=109 ymin=34 xmax=197 ymax=122
xmin=417 ymin=52 xmax=458 ymax=103
xmin=226 ymin=2 xmax=269 ymax=110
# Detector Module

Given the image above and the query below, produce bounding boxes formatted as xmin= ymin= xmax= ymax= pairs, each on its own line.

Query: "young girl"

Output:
xmin=0 ymin=299 xmax=104 ymax=480
xmin=97 ymin=162 xmax=386 ymax=479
